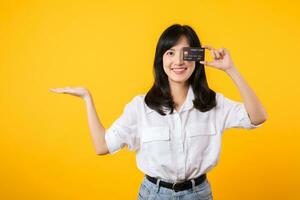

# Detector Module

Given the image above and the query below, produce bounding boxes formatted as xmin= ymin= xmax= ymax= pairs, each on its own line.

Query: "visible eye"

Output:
xmin=166 ymin=51 xmax=174 ymax=56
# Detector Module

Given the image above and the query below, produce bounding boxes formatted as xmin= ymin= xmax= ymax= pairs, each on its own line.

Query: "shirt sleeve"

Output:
xmin=217 ymin=93 xmax=263 ymax=130
xmin=104 ymin=96 xmax=139 ymax=154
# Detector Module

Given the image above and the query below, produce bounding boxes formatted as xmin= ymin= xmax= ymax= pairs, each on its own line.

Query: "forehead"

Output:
xmin=170 ymin=36 xmax=190 ymax=50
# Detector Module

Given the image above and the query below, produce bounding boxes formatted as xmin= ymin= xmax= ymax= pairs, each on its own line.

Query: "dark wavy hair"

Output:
xmin=145 ymin=24 xmax=216 ymax=115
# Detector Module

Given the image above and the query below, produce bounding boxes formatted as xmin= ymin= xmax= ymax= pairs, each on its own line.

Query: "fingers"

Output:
xmin=199 ymin=60 xmax=215 ymax=67
xmin=49 ymin=87 xmax=71 ymax=94
xmin=49 ymin=88 xmax=64 ymax=93
xmin=202 ymin=45 xmax=227 ymax=60
xmin=218 ymin=48 xmax=226 ymax=57
xmin=216 ymin=49 xmax=224 ymax=59
xmin=49 ymin=86 xmax=88 ymax=99
xmin=202 ymin=45 xmax=219 ymax=59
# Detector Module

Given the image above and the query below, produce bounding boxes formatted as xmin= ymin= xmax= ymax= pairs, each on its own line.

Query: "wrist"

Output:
xmin=225 ymin=66 xmax=238 ymax=75
xmin=83 ymin=93 xmax=92 ymax=103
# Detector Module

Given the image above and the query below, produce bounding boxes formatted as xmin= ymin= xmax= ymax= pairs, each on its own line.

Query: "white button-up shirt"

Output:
xmin=105 ymin=86 xmax=262 ymax=182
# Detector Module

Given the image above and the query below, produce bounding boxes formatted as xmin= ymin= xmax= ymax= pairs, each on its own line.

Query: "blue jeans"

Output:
xmin=137 ymin=176 xmax=213 ymax=200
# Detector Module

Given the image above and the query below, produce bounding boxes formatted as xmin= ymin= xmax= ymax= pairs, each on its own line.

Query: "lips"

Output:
xmin=171 ymin=67 xmax=187 ymax=71
xmin=171 ymin=67 xmax=187 ymax=74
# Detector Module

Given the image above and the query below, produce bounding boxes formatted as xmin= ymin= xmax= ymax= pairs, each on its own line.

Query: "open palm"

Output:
xmin=49 ymin=86 xmax=90 ymax=100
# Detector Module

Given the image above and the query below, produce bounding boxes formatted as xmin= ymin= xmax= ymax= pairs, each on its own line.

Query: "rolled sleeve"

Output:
xmin=104 ymin=96 xmax=139 ymax=154
xmin=239 ymin=103 xmax=263 ymax=129
xmin=218 ymin=93 xmax=263 ymax=130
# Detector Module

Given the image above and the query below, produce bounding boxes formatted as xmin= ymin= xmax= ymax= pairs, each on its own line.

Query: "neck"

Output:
xmin=169 ymin=82 xmax=189 ymax=105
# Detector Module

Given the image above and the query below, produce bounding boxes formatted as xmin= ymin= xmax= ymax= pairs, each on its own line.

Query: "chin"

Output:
xmin=169 ymin=77 xmax=189 ymax=84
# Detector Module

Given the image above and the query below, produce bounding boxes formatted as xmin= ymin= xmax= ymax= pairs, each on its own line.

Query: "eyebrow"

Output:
xmin=169 ymin=46 xmax=189 ymax=51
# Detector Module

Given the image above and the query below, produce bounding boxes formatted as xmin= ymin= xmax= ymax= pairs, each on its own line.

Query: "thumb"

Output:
xmin=200 ymin=60 xmax=215 ymax=67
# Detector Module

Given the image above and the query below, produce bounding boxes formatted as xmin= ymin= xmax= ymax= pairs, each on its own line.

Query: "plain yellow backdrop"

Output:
xmin=1 ymin=0 xmax=299 ymax=199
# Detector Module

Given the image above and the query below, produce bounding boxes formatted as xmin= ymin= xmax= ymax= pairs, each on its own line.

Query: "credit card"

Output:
xmin=182 ymin=47 xmax=205 ymax=61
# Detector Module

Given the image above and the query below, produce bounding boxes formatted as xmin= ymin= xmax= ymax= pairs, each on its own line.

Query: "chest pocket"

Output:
xmin=141 ymin=126 xmax=171 ymax=167
xmin=186 ymin=123 xmax=216 ymax=137
xmin=186 ymin=123 xmax=216 ymax=162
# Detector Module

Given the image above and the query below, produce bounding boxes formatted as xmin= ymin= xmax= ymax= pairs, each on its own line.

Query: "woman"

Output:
xmin=50 ymin=24 xmax=268 ymax=200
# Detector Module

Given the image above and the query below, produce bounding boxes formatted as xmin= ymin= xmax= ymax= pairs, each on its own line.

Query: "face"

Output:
xmin=162 ymin=36 xmax=195 ymax=86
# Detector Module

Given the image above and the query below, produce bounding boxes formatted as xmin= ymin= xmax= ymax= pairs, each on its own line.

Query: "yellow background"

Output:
xmin=1 ymin=0 xmax=299 ymax=199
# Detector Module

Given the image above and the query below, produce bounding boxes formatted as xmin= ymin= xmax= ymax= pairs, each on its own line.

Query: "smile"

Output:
xmin=171 ymin=67 xmax=187 ymax=74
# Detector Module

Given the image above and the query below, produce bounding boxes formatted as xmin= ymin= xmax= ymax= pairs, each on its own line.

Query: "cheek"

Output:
xmin=163 ymin=60 xmax=172 ymax=74
xmin=185 ymin=61 xmax=195 ymax=67
xmin=184 ymin=62 xmax=195 ymax=72
xmin=187 ymin=63 xmax=196 ymax=74
xmin=163 ymin=56 xmax=171 ymax=66
xmin=162 ymin=58 xmax=170 ymax=73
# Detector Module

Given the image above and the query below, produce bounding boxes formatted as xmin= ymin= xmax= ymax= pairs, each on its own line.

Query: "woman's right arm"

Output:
xmin=84 ymin=94 xmax=109 ymax=155
xmin=50 ymin=87 xmax=109 ymax=155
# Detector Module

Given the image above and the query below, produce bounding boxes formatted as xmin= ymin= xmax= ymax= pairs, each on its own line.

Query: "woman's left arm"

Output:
xmin=200 ymin=45 xmax=268 ymax=125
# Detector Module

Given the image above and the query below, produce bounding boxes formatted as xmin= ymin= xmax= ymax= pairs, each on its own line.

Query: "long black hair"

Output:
xmin=144 ymin=24 xmax=217 ymax=116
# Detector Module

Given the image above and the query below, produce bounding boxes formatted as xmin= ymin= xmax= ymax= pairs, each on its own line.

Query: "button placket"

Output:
xmin=175 ymin=114 xmax=184 ymax=152
xmin=174 ymin=113 xmax=185 ymax=180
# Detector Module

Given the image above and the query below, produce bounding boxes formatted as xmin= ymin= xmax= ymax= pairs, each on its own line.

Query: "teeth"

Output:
xmin=172 ymin=68 xmax=186 ymax=71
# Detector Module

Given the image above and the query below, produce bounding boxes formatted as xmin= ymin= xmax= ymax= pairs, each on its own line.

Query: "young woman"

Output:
xmin=50 ymin=24 xmax=268 ymax=200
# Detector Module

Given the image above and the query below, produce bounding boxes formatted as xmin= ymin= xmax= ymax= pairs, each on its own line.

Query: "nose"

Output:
xmin=174 ymin=51 xmax=184 ymax=66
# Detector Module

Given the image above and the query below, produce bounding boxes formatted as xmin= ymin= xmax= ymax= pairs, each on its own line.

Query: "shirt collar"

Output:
xmin=145 ymin=85 xmax=194 ymax=114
